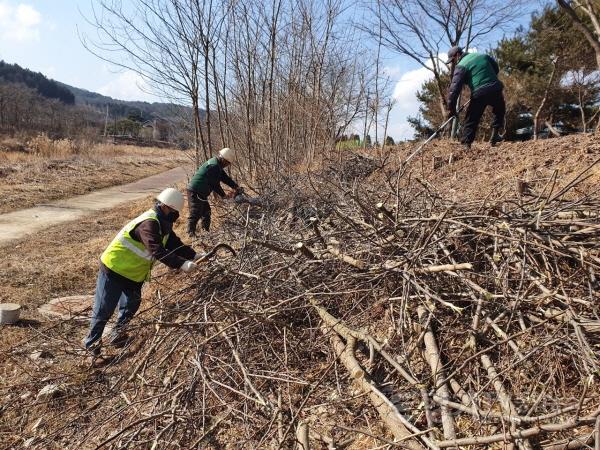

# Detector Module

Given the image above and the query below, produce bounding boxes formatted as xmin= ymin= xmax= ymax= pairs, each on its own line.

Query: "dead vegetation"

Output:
xmin=0 ymin=134 xmax=188 ymax=213
xmin=391 ymin=133 xmax=600 ymax=204
xmin=1 ymin=135 xmax=599 ymax=449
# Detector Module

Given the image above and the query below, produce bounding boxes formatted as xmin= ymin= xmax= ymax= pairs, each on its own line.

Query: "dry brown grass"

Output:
xmin=369 ymin=132 xmax=600 ymax=203
xmin=0 ymin=134 xmax=181 ymax=162
xmin=0 ymin=135 xmax=191 ymax=213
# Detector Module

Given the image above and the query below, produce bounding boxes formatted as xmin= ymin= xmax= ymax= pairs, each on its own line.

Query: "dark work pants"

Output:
xmin=84 ymin=269 xmax=142 ymax=349
xmin=461 ymin=89 xmax=506 ymax=145
xmin=187 ymin=190 xmax=211 ymax=234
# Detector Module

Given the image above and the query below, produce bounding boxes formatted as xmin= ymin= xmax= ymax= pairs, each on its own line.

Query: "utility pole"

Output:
xmin=103 ymin=104 xmax=109 ymax=137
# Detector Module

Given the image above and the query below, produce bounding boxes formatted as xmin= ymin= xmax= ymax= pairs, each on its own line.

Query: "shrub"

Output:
xmin=28 ymin=134 xmax=80 ymax=158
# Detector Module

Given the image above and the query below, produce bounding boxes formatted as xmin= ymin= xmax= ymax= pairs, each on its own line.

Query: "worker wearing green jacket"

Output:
xmin=186 ymin=147 xmax=241 ymax=237
xmin=446 ymin=46 xmax=505 ymax=149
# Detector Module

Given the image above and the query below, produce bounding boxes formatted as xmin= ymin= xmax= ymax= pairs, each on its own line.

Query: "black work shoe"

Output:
xmin=109 ymin=332 xmax=129 ymax=348
xmin=85 ymin=341 xmax=102 ymax=357
xmin=88 ymin=346 xmax=101 ymax=357
xmin=82 ymin=341 xmax=110 ymax=369
xmin=490 ymin=129 xmax=503 ymax=147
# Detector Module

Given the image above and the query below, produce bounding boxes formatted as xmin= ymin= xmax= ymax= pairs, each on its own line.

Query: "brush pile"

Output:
xmin=1 ymin=154 xmax=599 ymax=450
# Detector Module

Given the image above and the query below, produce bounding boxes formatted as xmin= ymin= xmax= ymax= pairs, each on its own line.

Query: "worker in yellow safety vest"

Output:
xmin=84 ymin=188 xmax=203 ymax=356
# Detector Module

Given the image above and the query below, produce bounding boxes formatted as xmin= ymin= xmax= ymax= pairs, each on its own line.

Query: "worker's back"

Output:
xmin=188 ymin=157 xmax=221 ymax=197
xmin=457 ymin=53 xmax=499 ymax=94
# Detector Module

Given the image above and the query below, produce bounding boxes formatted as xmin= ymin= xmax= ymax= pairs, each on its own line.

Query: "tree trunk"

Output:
xmin=533 ymin=61 xmax=558 ymax=140
xmin=212 ymin=45 xmax=226 ymax=149
xmin=374 ymin=9 xmax=382 ymax=148
xmin=545 ymin=120 xmax=562 ymax=137
xmin=448 ymin=61 xmax=459 ymax=140
xmin=381 ymin=99 xmax=393 ymax=152
xmin=363 ymin=91 xmax=370 ymax=148
xmin=204 ymin=43 xmax=212 ymax=156
xmin=192 ymin=95 xmax=206 ymax=168
xmin=433 ymin=70 xmax=448 ymax=123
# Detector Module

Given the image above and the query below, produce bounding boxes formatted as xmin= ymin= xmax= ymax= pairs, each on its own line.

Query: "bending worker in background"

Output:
xmin=84 ymin=188 xmax=203 ymax=356
xmin=186 ymin=147 xmax=242 ymax=238
xmin=446 ymin=46 xmax=505 ymax=150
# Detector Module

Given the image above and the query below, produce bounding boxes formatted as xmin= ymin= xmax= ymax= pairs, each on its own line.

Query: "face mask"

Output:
xmin=166 ymin=210 xmax=179 ymax=222
xmin=156 ymin=202 xmax=180 ymax=223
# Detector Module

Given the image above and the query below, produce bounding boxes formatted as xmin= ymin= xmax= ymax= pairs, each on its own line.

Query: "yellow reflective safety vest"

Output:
xmin=101 ymin=210 xmax=169 ymax=282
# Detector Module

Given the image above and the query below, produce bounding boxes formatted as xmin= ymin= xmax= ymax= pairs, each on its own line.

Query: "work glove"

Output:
xmin=180 ymin=261 xmax=198 ymax=273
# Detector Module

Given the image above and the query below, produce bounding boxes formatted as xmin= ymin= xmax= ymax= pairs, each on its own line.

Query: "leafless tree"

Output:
xmin=564 ymin=69 xmax=600 ymax=132
xmin=0 ymin=82 xmax=99 ymax=136
xmin=82 ymin=0 xmax=229 ymax=167
xmin=533 ymin=57 xmax=559 ymax=140
xmin=82 ymin=0 xmax=389 ymax=177
xmin=221 ymin=0 xmax=379 ymax=178
xmin=381 ymin=97 xmax=396 ymax=151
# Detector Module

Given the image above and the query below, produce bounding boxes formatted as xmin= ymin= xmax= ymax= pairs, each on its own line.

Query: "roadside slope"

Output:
xmin=0 ymin=134 xmax=598 ymax=449
xmin=392 ymin=133 xmax=600 ymax=201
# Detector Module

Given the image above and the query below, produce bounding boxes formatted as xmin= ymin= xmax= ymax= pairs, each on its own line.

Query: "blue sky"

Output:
xmin=0 ymin=0 xmax=545 ymax=140
xmin=0 ymin=0 xmax=156 ymax=100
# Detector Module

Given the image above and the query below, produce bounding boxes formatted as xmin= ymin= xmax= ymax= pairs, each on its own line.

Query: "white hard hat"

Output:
xmin=156 ymin=188 xmax=184 ymax=212
xmin=219 ymin=147 xmax=235 ymax=162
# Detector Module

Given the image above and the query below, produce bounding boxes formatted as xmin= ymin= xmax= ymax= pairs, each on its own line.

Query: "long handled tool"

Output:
xmin=195 ymin=242 xmax=237 ymax=262
xmin=403 ymin=100 xmax=471 ymax=165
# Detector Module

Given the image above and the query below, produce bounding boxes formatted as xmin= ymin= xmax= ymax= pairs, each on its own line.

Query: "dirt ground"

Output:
xmin=0 ymin=192 xmax=207 ymax=449
xmin=0 ymin=139 xmax=189 ymax=213
xmin=389 ymin=133 xmax=600 ymax=202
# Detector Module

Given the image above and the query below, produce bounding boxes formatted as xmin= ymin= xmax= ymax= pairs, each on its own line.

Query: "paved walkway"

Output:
xmin=0 ymin=166 xmax=188 ymax=246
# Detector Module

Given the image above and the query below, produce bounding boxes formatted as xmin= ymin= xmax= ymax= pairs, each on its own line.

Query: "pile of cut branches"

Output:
xmin=1 ymin=155 xmax=599 ymax=450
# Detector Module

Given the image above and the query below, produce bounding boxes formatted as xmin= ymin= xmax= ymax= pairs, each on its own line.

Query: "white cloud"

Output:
xmin=386 ymin=54 xmax=449 ymax=141
xmin=0 ymin=2 xmax=41 ymax=42
xmin=41 ymin=65 xmax=56 ymax=77
xmin=386 ymin=66 xmax=434 ymax=140
xmin=98 ymin=70 xmax=159 ymax=102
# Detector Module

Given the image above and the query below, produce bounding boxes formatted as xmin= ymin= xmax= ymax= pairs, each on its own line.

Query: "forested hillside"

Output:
xmin=0 ymin=61 xmax=195 ymax=141
xmin=0 ymin=61 xmax=75 ymax=104
xmin=59 ymin=82 xmax=195 ymax=123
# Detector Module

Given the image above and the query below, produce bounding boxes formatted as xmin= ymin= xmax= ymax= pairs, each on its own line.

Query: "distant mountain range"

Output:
xmin=0 ymin=60 xmax=195 ymax=122
xmin=57 ymin=82 xmax=194 ymax=122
